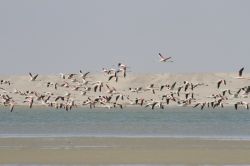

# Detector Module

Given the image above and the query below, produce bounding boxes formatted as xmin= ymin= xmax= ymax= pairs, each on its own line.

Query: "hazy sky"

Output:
xmin=0 ymin=0 xmax=249 ymax=74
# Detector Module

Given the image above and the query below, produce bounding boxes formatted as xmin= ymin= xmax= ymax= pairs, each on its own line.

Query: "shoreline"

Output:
xmin=0 ymin=104 xmax=243 ymax=110
xmin=1 ymin=135 xmax=250 ymax=141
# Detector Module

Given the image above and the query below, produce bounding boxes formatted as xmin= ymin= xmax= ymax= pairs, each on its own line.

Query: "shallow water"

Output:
xmin=0 ymin=107 xmax=250 ymax=140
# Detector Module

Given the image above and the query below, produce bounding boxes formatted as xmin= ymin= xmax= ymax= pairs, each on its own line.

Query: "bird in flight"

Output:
xmin=238 ymin=67 xmax=244 ymax=78
xmin=158 ymin=53 xmax=173 ymax=62
xmin=29 ymin=73 xmax=39 ymax=81
xmin=217 ymin=79 xmax=226 ymax=89
xmin=235 ymin=67 xmax=248 ymax=79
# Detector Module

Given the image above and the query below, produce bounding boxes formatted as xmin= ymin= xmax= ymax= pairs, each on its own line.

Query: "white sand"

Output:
xmin=0 ymin=72 xmax=250 ymax=109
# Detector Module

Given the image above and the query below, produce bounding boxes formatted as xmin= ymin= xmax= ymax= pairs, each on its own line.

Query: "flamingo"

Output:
xmin=158 ymin=53 xmax=173 ymax=62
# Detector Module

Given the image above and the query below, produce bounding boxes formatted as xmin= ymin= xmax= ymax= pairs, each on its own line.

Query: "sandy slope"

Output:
xmin=0 ymin=72 xmax=250 ymax=109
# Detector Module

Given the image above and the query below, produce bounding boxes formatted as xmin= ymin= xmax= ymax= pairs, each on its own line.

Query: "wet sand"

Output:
xmin=0 ymin=137 xmax=250 ymax=165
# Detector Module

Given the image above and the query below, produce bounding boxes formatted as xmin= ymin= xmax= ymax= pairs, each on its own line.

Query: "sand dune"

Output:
xmin=0 ymin=72 xmax=250 ymax=109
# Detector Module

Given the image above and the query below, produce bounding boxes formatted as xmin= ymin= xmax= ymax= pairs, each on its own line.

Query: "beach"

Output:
xmin=0 ymin=107 xmax=250 ymax=165
xmin=1 ymin=73 xmax=250 ymax=165
xmin=1 ymin=137 xmax=250 ymax=165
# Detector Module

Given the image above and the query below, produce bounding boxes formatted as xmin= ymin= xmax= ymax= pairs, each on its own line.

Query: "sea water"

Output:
xmin=0 ymin=107 xmax=250 ymax=140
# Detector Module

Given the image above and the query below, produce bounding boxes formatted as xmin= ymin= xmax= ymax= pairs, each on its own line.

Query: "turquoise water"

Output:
xmin=0 ymin=107 xmax=250 ymax=140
